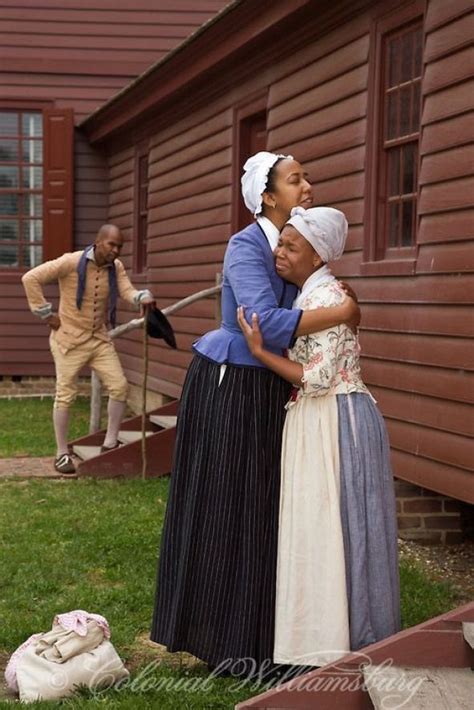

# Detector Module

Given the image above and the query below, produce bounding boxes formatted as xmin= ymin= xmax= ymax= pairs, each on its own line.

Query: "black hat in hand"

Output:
xmin=146 ymin=306 xmax=177 ymax=349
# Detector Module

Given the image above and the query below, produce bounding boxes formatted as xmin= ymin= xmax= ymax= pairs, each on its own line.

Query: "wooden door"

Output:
xmin=237 ymin=111 xmax=267 ymax=231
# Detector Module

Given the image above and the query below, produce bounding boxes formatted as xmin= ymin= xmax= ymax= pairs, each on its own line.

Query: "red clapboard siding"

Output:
xmin=74 ymin=132 xmax=109 ymax=249
xmin=359 ymin=332 xmax=472 ymax=371
xmin=422 ymin=80 xmax=474 ymax=125
xmin=387 ymin=419 xmax=471 ymax=471
xmin=370 ymin=386 xmax=474 ymax=437
xmin=304 ymin=146 xmax=366 ymax=182
xmin=268 ymin=64 xmax=369 ymax=130
xmin=149 ymin=111 xmax=233 ymax=161
xmin=268 ymin=33 xmax=370 ymax=109
xmin=424 ymin=13 xmax=474 ymax=62
xmin=416 ymin=242 xmax=474 ymax=274
xmin=361 ymin=360 xmax=474 ymax=404
xmin=419 ymin=144 xmax=474 ymax=185
xmin=361 ymin=303 xmax=474 ymax=337
xmin=424 ymin=0 xmax=473 ymax=33
xmin=418 ymin=209 xmax=473 ymax=244
xmin=269 ymin=91 xmax=368 ymax=147
xmin=418 ymin=177 xmax=474 ymax=215
xmin=0 ymin=0 xmax=229 ymax=121
xmin=391 ymin=451 xmax=474 ymax=504
xmin=422 ymin=45 xmax=474 ymax=95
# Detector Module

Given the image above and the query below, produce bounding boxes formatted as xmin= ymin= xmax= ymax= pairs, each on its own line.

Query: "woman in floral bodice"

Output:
xmin=238 ymin=206 xmax=400 ymax=668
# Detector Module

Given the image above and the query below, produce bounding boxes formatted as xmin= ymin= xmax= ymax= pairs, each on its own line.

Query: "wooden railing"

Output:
xmin=89 ymin=277 xmax=222 ymax=433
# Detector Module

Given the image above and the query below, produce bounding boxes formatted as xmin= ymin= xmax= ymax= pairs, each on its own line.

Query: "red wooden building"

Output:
xmin=1 ymin=0 xmax=473 ymax=530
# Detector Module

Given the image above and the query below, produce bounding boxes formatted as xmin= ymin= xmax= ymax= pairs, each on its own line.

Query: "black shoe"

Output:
xmin=54 ymin=454 xmax=76 ymax=474
xmin=100 ymin=442 xmax=120 ymax=453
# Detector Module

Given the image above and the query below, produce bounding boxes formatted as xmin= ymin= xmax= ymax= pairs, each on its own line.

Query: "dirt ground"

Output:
xmin=0 ymin=456 xmax=60 ymax=478
xmin=398 ymin=538 xmax=474 ymax=606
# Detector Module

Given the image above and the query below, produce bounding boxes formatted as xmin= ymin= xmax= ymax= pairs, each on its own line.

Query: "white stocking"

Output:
xmin=103 ymin=398 xmax=126 ymax=448
xmin=53 ymin=408 xmax=70 ymax=457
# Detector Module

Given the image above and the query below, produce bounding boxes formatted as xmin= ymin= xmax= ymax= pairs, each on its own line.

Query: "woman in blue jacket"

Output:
xmin=151 ymin=152 xmax=359 ymax=675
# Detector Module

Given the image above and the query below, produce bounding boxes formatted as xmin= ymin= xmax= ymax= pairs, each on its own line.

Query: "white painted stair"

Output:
xmin=117 ymin=430 xmax=153 ymax=445
xmin=73 ymin=431 xmax=153 ymax=459
xmin=363 ymin=664 xmax=474 ymax=709
xmin=462 ymin=622 xmax=474 ymax=649
xmin=73 ymin=414 xmax=177 ymax=461
xmin=73 ymin=445 xmax=103 ymax=461
xmin=149 ymin=415 xmax=177 ymax=429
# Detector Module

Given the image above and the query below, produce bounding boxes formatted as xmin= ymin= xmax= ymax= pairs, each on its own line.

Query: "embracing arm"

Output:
xmin=253 ymin=346 xmax=303 ymax=386
xmin=296 ymin=297 xmax=359 ymax=336
xmin=237 ymin=308 xmax=303 ymax=385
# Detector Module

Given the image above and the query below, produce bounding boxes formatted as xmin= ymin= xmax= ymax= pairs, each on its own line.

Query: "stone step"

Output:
xmin=117 ymin=430 xmax=153 ymax=445
xmin=149 ymin=415 xmax=177 ymax=429
xmin=363 ymin=664 xmax=473 ymax=710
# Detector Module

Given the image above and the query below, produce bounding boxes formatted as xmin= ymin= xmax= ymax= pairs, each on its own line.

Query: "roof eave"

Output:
xmin=80 ymin=0 xmax=312 ymax=144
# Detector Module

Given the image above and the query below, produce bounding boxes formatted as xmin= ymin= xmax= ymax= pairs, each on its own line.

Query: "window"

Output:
xmin=364 ymin=2 xmax=424 ymax=272
xmin=0 ymin=111 xmax=43 ymax=268
xmin=134 ymin=146 xmax=149 ymax=273
xmin=383 ymin=24 xmax=422 ymax=252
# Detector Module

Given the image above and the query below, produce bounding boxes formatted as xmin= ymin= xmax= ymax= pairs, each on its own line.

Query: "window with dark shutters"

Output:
xmin=0 ymin=106 xmax=73 ymax=270
xmin=363 ymin=1 xmax=425 ymax=275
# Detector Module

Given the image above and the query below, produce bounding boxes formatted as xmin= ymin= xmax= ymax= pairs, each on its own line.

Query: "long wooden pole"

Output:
xmin=141 ymin=313 xmax=148 ymax=480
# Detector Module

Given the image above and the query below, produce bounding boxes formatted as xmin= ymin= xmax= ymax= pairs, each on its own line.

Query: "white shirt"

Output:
xmin=257 ymin=215 xmax=280 ymax=253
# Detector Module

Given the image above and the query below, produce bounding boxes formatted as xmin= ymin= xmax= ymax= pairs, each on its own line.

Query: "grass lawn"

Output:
xmin=0 ymin=399 xmax=461 ymax=708
xmin=0 ymin=398 xmax=96 ymax=457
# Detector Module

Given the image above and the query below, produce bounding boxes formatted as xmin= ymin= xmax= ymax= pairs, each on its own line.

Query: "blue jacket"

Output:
xmin=193 ymin=221 xmax=302 ymax=367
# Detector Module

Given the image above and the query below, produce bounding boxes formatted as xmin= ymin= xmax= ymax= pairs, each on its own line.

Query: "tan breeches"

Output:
xmin=50 ymin=336 xmax=128 ymax=410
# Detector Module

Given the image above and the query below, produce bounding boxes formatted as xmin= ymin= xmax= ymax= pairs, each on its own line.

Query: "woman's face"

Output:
xmin=275 ymin=225 xmax=322 ymax=286
xmin=263 ymin=159 xmax=313 ymax=219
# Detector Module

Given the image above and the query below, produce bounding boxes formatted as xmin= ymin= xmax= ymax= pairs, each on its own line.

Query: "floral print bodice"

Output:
xmin=289 ymin=280 xmax=370 ymax=403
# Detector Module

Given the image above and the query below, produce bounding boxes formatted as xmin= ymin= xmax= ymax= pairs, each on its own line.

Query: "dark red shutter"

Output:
xmin=43 ymin=108 xmax=74 ymax=260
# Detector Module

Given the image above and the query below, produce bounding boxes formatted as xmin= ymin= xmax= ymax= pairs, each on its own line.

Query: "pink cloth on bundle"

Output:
xmin=4 ymin=634 xmax=42 ymax=693
xmin=54 ymin=610 xmax=110 ymax=639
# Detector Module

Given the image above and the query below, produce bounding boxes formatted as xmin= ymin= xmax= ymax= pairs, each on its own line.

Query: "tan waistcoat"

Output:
xmin=22 ymin=251 xmax=140 ymax=353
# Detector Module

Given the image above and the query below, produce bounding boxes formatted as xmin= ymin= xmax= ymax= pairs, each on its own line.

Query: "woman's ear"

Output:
xmin=262 ymin=191 xmax=277 ymax=209
xmin=313 ymin=253 xmax=324 ymax=269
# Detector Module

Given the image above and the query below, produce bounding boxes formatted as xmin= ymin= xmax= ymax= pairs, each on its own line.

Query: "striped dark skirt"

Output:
xmin=150 ymin=355 xmax=291 ymax=667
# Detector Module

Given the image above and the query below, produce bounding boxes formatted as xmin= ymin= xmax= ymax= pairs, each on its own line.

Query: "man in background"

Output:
xmin=22 ymin=224 xmax=154 ymax=474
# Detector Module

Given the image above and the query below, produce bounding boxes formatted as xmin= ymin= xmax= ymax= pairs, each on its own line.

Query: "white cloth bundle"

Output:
xmin=16 ymin=639 xmax=129 ymax=703
xmin=5 ymin=610 xmax=128 ymax=703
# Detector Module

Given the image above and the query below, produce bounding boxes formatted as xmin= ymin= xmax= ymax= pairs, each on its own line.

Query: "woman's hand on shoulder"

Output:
xmin=237 ymin=306 xmax=264 ymax=356
xmin=338 ymin=280 xmax=358 ymax=302
xmin=341 ymin=296 xmax=361 ymax=333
